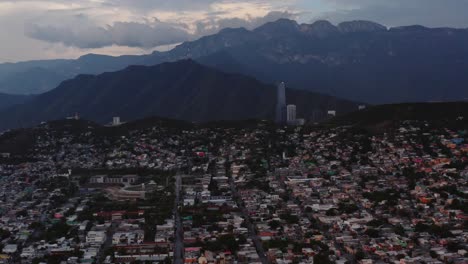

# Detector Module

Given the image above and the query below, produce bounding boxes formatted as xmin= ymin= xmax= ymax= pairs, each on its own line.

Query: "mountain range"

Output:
xmin=1 ymin=19 xmax=468 ymax=103
xmin=0 ymin=60 xmax=361 ymax=131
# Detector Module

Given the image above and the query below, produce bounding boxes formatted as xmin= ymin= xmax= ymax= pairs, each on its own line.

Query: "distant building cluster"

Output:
xmin=275 ymin=82 xmax=305 ymax=126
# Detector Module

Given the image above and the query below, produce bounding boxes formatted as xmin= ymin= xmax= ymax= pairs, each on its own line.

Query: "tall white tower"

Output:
xmin=276 ymin=82 xmax=287 ymax=124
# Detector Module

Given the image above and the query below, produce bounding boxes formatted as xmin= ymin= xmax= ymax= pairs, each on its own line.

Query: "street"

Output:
xmin=173 ymin=174 xmax=184 ymax=264
xmin=227 ymin=164 xmax=270 ymax=264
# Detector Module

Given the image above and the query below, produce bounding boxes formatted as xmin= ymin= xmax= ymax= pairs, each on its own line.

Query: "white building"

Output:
xmin=2 ymin=244 xmax=18 ymax=254
xmin=287 ymin=104 xmax=297 ymax=125
xmin=112 ymin=230 xmax=144 ymax=245
xmin=184 ymin=196 xmax=196 ymax=206
xmin=20 ymin=246 xmax=36 ymax=258
xmin=82 ymin=247 xmax=99 ymax=261
xmin=155 ymin=219 xmax=175 ymax=243
xmin=296 ymin=118 xmax=305 ymax=126
xmin=113 ymin=117 xmax=121 ymax=126
xmin=86 ymin=231 xmax=107 ymax=245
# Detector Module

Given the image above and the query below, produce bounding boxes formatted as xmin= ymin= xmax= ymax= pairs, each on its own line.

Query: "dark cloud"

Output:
xmin=104 ymin=0 xmax=221 ymax=11
xmin=25 ymin=24 xmax=112 ymax=49
xmin=25 ymin=16 xmax=191 ymax=49
xmin=108 ymin=21 xmax=189 ymax=48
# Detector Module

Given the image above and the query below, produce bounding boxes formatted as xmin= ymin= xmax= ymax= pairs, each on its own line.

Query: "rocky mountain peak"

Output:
xmin=338 ymin=20 xmax=387 ymax=33
xmin=254 ymin=18 xmax=300 ymax=37
xmin=301 ymin=20 xmax=340 ymax=37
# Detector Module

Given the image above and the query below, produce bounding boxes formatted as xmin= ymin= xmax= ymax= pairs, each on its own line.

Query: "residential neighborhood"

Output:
xmin=0 ymin=119 xmax=467 ymax=263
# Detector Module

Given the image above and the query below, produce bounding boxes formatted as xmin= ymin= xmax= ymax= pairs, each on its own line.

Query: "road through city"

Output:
xmin=173 ymin=174 xmax=184 ymax=264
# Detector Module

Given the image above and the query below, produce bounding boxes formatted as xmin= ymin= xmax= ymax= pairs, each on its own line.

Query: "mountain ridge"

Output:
xmin=0 ymin=59 xmax=362 ymax=131
xmin=0 ymin=93 xmax=32 ymax=110
xmin=1 ymin=18 xmax=468 ymax=103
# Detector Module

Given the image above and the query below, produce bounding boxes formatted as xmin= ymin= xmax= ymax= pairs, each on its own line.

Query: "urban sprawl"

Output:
xmin=0 ymin=117 xmax=467 ymax=264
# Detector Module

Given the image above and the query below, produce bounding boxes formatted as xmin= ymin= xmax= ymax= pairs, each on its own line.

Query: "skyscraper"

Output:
xmin=276 ymin=82 xmax=286 ymax=124
xmin=287 ymin=104 xmax=297 ymax=125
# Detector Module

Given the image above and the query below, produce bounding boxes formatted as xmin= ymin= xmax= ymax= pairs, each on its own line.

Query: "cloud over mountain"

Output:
xmin=25 ymin=16 xmax=191 ymax=49
xmin=324 ymin=0 xmax=468 ymax=28
xmin=24 ymin=9 xmax=295 ymax=49
xmin=1 ymin=0 xmax=468 ymax=62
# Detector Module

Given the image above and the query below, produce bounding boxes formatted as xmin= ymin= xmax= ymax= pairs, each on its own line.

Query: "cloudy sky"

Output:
xmin=1 ymin=0 xmax=468 ymax=62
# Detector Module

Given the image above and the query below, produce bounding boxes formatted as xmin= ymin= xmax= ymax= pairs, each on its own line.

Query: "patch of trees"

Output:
xmin=0 ymin=228 xmax=11 ymax=240
xmin=203 ymin=234 xmax=244 ymax=252
xmin=268 ymin=220 xmax=281 ymax=230
xmin=247 ymin=179 xmax=271 ymax=193
xmin=365 ymin=228 xmax=380 ymax=238
xmin=42 ymin=220 xmax=73 ymax=242
xmin=367 ymin=219 xmax=388 ymax=227
xmin=263 ymin=239 xmax=290 ymax=251
xmin=280 ymin=213 xmax=299 ymax=224
xmin=415 ymin=222 xmax=454 ymax=238
xmin=337 ymin=202 xmax=359 ymax=214
xmin=313 ymin=250 xmax=334 ymax=264
xmin=446 ymin=198 xmax=468 ymax=213
xmin=363 ymin=189 xmax=400 ymax=205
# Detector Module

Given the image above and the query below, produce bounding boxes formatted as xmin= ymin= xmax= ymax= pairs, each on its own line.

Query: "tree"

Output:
xmin=447 ymin=241 xmax=462 ymax=252
xmin=394 ymin=224 xmax=405 ymax=236
xmin=29 ymin=222 xmax=44 ymax=230
xmin=218 ymin=234 xmax=240 ymax=252
xmin=0 ymin=228 xmax=11 ymax=240
xmin=338 ymin=202 xmax=359 ymax=214
xmin=44 ymin=220 xmax=72 ymax=242
xmin=355 ymin=250 xmax=366 ymax=260
xmin=365 ymin=228 xmax=380 ymax=238
xmin=325 ymin=208 xmax=338 ymax=216
xmin=204 ymin=234 xmax=240 ymax=252
xmin=268 ymin=220 xmax=281 ymax=229
xmin=313 ymin=251 xmax=332 ymax=264
xmin=280 ymin=213 xmax=299 ymax=224
xmin=16 ymin=210 xmax=28 ymax=218
xmin=367 ymin=219 xmax=387 ymax=227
